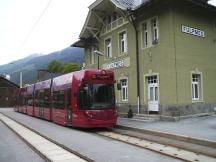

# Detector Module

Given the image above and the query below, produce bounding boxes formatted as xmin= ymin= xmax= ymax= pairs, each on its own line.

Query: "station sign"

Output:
xmin=103 ymin=57 xmax=130 ymax=70
xmin=107 ymin=60 xmax=124 ymax=69
xmin=181 ymin=25 xmax=205 ymax=38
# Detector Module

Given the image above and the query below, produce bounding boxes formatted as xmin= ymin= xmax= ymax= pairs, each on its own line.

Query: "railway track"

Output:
xmin=0 ymin=113 xmax=94 ymax=162
xmin=96 ymin=128 xmax=216 ymax=162
xmin=1 ymin=111 xmax=216 ymax=162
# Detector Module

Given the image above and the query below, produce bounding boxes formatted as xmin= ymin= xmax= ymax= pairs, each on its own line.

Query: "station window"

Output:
xmin=53 ymin=90 xmax=65 ymax=109
xmin=105 ymin=38 xmax=112 ymax=58
xmin=142 ymin=22 xmax=148 ymax=47
xmin=119 ymin=31 xmax=128 ymax=53
xmin=147 ymin=75 xmax=157 ymax=84
xmin=192 ymin=73 xmax=202 ymax=101
xmin=120 ymin=79 xmax=128 ymax=102
xmin=151 ymin=17 xmax=159 ymax=44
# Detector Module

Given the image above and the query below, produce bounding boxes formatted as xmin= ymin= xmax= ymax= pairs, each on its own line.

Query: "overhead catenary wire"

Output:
xmin=21 ymin=0 xmax=52 ymax=47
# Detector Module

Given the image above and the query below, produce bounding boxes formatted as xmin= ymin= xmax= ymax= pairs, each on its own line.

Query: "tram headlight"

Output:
xmin=84 ymin=111 xmax=93 ymax=118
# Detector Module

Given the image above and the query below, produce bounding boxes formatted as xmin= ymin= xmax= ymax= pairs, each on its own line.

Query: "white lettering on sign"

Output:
xmin=181 ymin=25 xmax=205 ymax=38
xmin=106 ymin=60 xmax=124 ymax=70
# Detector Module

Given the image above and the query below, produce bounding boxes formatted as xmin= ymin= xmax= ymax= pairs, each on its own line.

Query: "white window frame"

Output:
xmin=151 ymin=17 xmax=159 ymax=44
xmin=105 ymin=38 xmax=112 ymax=58
xmin=120 ymin=79 xmax=128 ymax=102
xmin=191 ymin=72 xmax=203 ymax=102
xmin=144 ymin=72 xmax=160 ymax=104
xmin=143 ymin=22 xmax=148 ymax=47
xmin=119 ymin=31 xmax=128 ymax=54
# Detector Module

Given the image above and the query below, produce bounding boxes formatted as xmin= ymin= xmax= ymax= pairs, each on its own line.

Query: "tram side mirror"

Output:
xmin=83 ymin=86 xmax=88 ymax=91
xmin=117 ymin=83 xmax=121 ymax=91
xmin=80 ymin=83 xmax=88 ymax=91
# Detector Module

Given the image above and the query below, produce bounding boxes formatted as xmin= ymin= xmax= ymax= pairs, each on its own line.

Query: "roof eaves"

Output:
xmin=79 ymin=0 xmax=105 ymax=38
xmin=187 ymin=0 xmax=216 ymax=12
xmin=79 ymin=11 xmax=92 ymax=38
xmin=71 ymin=39 xmax=86 ymax=48
xmin=0 ymin=76 xmax=19 ymax=88
xmin=89 ymin=0 xmax=104 ymax=10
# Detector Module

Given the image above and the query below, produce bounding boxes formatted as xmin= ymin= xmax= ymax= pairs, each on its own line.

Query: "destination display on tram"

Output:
xmin=92 ymin=74 xmax=113 ymax=80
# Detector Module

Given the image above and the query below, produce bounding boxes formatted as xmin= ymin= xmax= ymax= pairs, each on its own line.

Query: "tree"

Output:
xmin=47 ymin=60 xmax=61 ymax=73
xmin=47 ymin=60 xmax=80 ymax=73
xmin=60 ymin=62 xmax=80 ymax=73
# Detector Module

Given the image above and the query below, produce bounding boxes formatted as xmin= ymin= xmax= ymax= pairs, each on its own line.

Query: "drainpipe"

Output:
xmin=128 ymin=9 xmax=141 ymax=114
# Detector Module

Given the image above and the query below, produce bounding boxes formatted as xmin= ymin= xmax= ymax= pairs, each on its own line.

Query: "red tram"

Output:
xmin=15 ymin=69 xmax=117 ymax=128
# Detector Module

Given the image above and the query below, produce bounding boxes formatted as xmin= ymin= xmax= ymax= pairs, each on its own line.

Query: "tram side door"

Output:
xmin=66 ymin=87 xmax=72 ymax=126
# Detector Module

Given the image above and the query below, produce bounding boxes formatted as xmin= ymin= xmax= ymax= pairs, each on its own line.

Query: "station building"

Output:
xmin=0 ymin=75 xmax=19 ymax=107
xmin=73 ymin=0 xmax=216 ymax=119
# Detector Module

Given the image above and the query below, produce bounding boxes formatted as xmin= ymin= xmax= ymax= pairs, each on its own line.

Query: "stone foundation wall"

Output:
xmin=117 ymin=102 xmax=216 ymax=117
xmin=117 ymin=103 xmax=149 ymax=116
xmin=160 ymin=103 xmax=216 ymax=117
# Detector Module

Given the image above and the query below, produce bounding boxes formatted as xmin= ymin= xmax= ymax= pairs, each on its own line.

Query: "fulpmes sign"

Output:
xmin=181 ymin=25 xmax=205 ymax=38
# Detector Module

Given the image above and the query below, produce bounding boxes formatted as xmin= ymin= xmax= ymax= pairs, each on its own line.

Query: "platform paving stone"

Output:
xmin=0 ymin=113 xmax=87 ymax=162
xmin=0 ymin=108 xmax=183 ymax=162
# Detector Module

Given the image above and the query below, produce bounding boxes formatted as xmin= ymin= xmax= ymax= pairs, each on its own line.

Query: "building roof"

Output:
xmin=72 ymin=0 xmax=215 ymax=46
xmin=111 ymin=0 xmax=149 ymax=10
xmin=0 ymin=75 xmax=19 ymax=88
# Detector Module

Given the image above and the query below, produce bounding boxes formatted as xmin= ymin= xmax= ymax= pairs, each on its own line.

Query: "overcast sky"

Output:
xmin=0 ymin=0 xmax=216 ymax=65
xmin=0 ymin=0 xmax=94 ymax=65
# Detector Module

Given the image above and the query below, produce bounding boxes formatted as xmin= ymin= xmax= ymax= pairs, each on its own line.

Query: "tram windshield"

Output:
xmin=78 ymin=83 xmax=115 ymax=110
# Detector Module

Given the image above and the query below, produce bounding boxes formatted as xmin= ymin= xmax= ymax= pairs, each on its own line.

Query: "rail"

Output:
xmin=95 ymin=127 xmax=216 ymax=162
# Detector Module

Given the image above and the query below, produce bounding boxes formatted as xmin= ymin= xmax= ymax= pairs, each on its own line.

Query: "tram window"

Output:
xmin=16 ymin=95 xmax=19 ymax=105
xmin=53 ymin=90 xmax=65 ymax=109
xmin=22 ymin=95 xmax=26 ymax=106
xmin=78 ymin=84 xmax=115 ymax=110
xmin=44 ymin=89 xmax=50 ymax=107
xmin=67 ymin=88 xmax=71 ymax=107
xmin=35 ymin=91 xmax=39 ymax=107
xmin=53 ymin=91 xmax=57 ymax=107
xmin=19 ymin=95 xmax=24 ymax=106
xmin=14 ymin=96 xmax=17 ymax=104
xmin=38 ymin=91 xmax=44 ymax=107
xmin=77 ymin=84 xmax=89 ymax=109
xmin=27 ymin=94 xmax=33 ymax=106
